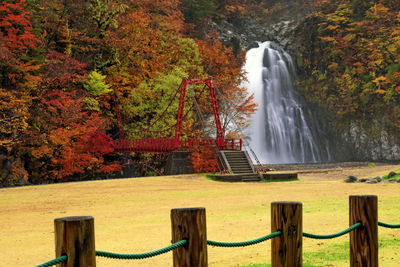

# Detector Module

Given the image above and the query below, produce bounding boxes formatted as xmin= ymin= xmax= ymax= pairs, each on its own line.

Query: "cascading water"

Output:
xmin=244 ymin=41 xmax=332 ymax=164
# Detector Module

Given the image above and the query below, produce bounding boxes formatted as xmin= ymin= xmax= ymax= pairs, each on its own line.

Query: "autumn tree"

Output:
xmin=196 ymin=37 xmax=256 ymax=138
xmin=25 ymin=53 xmax=120 ymax=182
xmin=28 ymin=0 xmax=126 ymax=69
xmin=190 ymin=145 xmax=218 ymax=173
xmin=1 ymin=0 xmax=261 ymax=184
xmin=0 ymin=0 xmax=40 ymax=186
xmin=104 ymin=1 xmax=202 ymax=136
xmin=296 ymin=0 xmax=400 ymax=134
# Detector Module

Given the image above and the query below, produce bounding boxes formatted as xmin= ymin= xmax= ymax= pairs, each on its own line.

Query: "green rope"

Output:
xmin=36 ymin=221 xmax=400 ymax=264
xmin=303 ymin=222 xmax=361 ymax=239
xmin=378 ymin=221 xmax=400 ymax=228
xmin=95 ymin=239 xmax=187 ymax=260
xmin=35 ymin=255 xmax=67 ymax=267
xmin=207 ymin=231 xmax=281 ymax=247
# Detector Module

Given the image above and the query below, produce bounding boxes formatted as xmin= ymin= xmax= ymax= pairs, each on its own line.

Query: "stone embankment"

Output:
xmin=258 ymin=162 xmax=378 ymax=171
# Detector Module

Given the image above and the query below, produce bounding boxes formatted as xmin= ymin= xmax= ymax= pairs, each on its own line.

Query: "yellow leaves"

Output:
xmin=343 ymin=33 xmax=356 ymax=41
xmin=226 ymin=5 xmax=245 ymax=15
xmin=325 ymin=4 xmax=353 ymax=25
xmin=0 ymin=88 xmax=29 ymax=147
xmin=375 ymin=89 xmax=386 ymax=95
xmin=373 ymin=76 xmax=387 ymax=84
xmin=319 ymin=36 xmax=335 ymax=42
xmin=325 ymin=25 xmax=339 ymax=31
xmin=372 ymin=76 xmax=393 ymax=97
xmin=366 ymin=3 xmax=390 ymax=21
xmin=372 ymin=58 xmax=384 ymax=68
xmin=32 ymin=145 xmax=52 ymax=159
xmin=328 ymin=62 xmax=339 ymax=71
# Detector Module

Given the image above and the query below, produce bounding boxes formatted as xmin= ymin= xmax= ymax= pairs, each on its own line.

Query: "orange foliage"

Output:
xmin=29 ymin=89 xmax=120 ymax=180
xmin=196 ymin=37 xmax=257 ymax=135
xmin=105 ymin=1 xmax=185 ymax=97
xmin=190 ymin=145 xmax=218 ymax=173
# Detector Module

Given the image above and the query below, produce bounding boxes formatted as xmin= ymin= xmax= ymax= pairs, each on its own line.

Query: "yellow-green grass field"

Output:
xmin=1 ymin=164 xmax=400 ymax=266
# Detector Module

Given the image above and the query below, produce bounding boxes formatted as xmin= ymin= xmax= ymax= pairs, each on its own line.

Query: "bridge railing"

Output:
xmin=113 ymin=138 xmax=242 ymax=153
xmin=35 ymin=195 xmax=400 ymax=267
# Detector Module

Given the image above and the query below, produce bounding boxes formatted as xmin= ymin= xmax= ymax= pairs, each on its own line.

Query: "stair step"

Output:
xmin=242 ymin=178 xmax=262 ymax=182
xmin=239 ymin=174 xmax=260 ymax=178
xmin=219 ymin=150 xmax=254 ymax=175
xmin=231 ymin=166 xmax=252 ymax=168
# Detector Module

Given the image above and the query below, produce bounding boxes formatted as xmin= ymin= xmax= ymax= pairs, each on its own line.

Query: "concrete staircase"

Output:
xmin=219 ymin=150 xmax=255 ymax=174
xmin=217 ymin=150 xmax=260 ymax=181
xmin=212 ymin=151 xmax=298 ymax=182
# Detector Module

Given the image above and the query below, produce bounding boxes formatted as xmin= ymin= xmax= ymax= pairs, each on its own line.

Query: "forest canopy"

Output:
xmin=0 ymin=0 xmax=255 ymax=186
xmin=296 ymin=0 xmax=400 ymax=135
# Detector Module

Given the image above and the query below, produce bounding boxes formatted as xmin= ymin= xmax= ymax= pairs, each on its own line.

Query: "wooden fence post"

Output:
xmin=171 ymin=207 xmax=208 ymax=267
xmin=54 ymin=216 xmax=96 ymax=267
xmin=271 ymin=201 xmax=302 ymax=267
xmin=349 ymin=195 xmax=378 ymax=267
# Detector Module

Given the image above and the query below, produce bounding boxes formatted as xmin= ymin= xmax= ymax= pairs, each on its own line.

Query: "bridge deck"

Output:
xmin=113 ymin=138 xmax=242 ymax=153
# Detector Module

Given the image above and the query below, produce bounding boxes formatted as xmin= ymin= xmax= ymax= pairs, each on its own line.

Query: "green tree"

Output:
xmin=180 ymin=0 xmax=217 ymax=23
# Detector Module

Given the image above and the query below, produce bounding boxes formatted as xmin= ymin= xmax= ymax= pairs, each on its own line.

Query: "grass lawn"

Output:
xmin=1 ymin=164 xmax=400 ymax=266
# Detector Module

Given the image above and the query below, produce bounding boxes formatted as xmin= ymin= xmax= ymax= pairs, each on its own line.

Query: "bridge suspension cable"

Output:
xmin=114 ymin=81 xmax=183 ymax=138
xmin=113 ymin=77 xmax=241 ymax=154
xmin=210 ymin=78 xmax=262 ymax=166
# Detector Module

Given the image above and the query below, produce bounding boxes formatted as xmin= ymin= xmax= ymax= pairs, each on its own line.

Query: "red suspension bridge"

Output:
xmin=112 ymin=78 xmax=242 ymax=154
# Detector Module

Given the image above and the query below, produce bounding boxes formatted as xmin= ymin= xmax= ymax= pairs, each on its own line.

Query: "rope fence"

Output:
xmin=302 ymin=222 xmax=362 ymax=239
xmin=36 ymin=255 xmax=67 ymax=267
xmin=95 ymin=239 xmax=187 ymax=260
xmin=206 ymin=231 xmax=282 ymax=247
xmin=35 ymin=195 xmax=399 ymax=266
xmin=378 ymin=221 xmax=400 ymax=228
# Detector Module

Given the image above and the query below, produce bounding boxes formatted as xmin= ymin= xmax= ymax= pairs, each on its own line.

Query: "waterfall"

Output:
xmin=243 ymin=41 xmax=331 ymax=164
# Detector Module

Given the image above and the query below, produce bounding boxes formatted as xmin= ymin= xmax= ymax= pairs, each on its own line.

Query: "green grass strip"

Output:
xmin=378 ymin=221 xmax=400 ymax=228
xmin=35 ymin=255 xmax=67 ymax=267
xmin=303 ymin=222 xmax=361 ymax=239
xmin=95 ymin=239 xmax=187 ymax=260
xmin=207 ymin=231 xmax=281 ymax=247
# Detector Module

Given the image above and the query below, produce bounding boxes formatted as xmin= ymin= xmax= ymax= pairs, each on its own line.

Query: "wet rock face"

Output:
xmin=206 ymin=18 xmax=299 ymax=56
xmin=342 ymin=121 xmax=400 ymax=161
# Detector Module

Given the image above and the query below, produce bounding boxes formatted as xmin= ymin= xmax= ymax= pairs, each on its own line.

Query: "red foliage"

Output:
xmin=0 ymin=0 xmax=40 ymax=55
xmin=42 ymin=52 xmax=87 ymax=89
xmin=29 ymin=89 xmax=120 ymax=180
xmin=190 ymin=145 xmax=218 ymax=173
